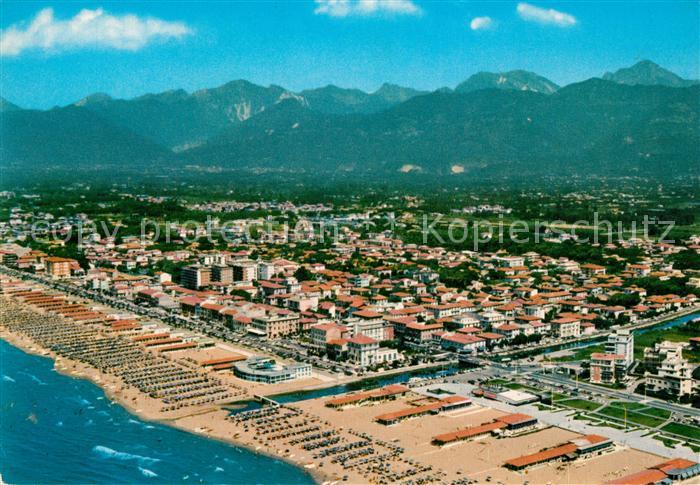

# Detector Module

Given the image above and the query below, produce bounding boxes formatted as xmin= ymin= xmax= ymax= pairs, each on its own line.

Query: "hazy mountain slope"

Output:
xmin=0 ymin=106 xmax=173 ymax=168
xmin=74 ymin=80 xmax=423 ymax=148
xmin=300 ymin=83 xmax=427 ymax=114
xmin=76 ymin=81 xmax=293 ymax=150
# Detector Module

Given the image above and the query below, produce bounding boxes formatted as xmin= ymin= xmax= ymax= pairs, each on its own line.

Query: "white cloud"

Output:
xmin=314 ymin=0 xmax=421 ymax=18
xmin=0 ymin=7 xmax=192 ymax=57
xmin=470 ymin=16 xmax=494 ymax=31
xmin=516 ymin=3 xmax=576 ymax=27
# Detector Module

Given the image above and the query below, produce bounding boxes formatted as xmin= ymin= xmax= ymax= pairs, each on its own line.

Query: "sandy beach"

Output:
xmin=0 ymin=283 xmax=677 ymax=485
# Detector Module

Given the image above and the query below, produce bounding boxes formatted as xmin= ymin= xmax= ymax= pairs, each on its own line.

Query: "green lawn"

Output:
xmin=548 ymin=344 xmax=604 ymax=362
xmin=559 ymin=399 xmax=602 ymax=412
xmin=661 ymin=422 xmax=700 ymax=441
xmin=596 ymin=406 xmax=666 ymax=428
xmin=637 ymin=407 xmax=672 ymax=420
xmin=653 ymin=435 xmax=680 ymax=448
xmin=503 ymin=382 xmax=540 ymax=392
xmin=542 ymin=392 xmax=571 ymax=404
xmin=609 ymin=401 xmax=648 ymax=411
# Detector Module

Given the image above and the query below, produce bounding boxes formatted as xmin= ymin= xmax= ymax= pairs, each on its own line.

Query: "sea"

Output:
xmin=0 ymin=339 xmax=314 ymax=484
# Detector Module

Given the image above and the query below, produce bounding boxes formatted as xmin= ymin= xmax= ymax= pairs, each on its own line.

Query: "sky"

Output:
xmin=1 ymin=1 xmax=699 ymax=109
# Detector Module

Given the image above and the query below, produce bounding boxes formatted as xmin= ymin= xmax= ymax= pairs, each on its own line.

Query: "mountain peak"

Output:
xmin=373 ymin=83 xmax=426 ymax=103
xmin=74 ymin=92 xmax=113 ymax=107
xmin=455 ymin=70 xmax=559 ymax=94
xmin=602 ymin=60 xmax=698 ymax=87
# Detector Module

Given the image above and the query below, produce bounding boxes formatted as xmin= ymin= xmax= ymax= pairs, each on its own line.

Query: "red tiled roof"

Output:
xmin=353 ymin=309 xmax=383 ymax=319
xmin=505 ymin=443 xmax=577 ymax=468
xmin=347 ymin=334 xmax=377 ymax=345
xmin=433 ymin=421 xmax=504 ymax=443
xmin=605 ymin=469 xmax=668 ymax=485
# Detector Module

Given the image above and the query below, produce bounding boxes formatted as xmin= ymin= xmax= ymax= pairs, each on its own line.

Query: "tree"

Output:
xmin=294 ymin=266 xmax=314 ymax=282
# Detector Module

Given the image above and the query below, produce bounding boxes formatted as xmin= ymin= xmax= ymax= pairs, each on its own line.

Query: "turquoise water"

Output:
xmin=0 ymin=339 xmax=314 ymax=484
xmin=634 ymin=311 xmax=698 ymax=334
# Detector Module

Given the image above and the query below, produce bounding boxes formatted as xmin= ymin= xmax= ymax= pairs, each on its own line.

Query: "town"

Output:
xmin=0 ymin=184 xmax=698 ymax=484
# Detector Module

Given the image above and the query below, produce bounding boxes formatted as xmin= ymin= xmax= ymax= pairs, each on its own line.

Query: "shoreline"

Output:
xmin=3 ymin=287 xmax=697 ymax=485
xmin=0 ymin=328 xmax=330 ymax=484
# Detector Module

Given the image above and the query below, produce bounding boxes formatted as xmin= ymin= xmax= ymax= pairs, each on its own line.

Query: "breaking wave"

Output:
xmin=92 ymin=445 xmax=161 ymax=466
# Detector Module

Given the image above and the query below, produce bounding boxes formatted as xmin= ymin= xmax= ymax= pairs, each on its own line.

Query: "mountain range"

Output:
xmin=1 ymin=60 xmax=698 ymax=178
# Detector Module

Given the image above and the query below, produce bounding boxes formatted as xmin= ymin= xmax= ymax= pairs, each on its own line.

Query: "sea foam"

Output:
xmin=139 ymin=467 xmax=158 ymax=478
xmin=92 ymin=445 xmax=161 ymax=466
xmin=18 ymin=372 xmax=47 ymax=385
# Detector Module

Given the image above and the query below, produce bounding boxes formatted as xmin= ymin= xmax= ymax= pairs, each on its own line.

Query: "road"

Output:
xmin=533 ymin=371 xmax=700 ymax=418
xmin=0 ymin=265 xmax=453 ymax=379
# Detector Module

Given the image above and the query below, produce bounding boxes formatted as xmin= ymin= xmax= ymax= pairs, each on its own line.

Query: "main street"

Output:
xmin=0 ymin=265 xmax=454 ymax=379
xmin=528 ymin=368 xmax=700 ymax=418
xmin=0 ymin=265 xmax=358 ymax=375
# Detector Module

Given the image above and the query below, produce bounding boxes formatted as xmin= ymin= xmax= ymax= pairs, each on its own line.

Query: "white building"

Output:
xmin=347 ymin=335 xmax=380 ymax=367
xmin=605 ymin=329 xmax=634 ymax=369
xmin=644 ymin=341 xmax=694 ymax=397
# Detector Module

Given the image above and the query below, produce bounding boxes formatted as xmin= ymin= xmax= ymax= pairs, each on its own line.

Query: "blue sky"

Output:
xmin=1 ymin=1 xmax=698 ymax=109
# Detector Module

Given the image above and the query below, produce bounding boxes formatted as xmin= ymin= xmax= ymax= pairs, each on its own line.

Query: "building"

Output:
xmin=345 ymin=334 xmax=399 ymax=367
xmin=347 ymin=334 xmax=380 ymax=367
xmin=288 ymin=295 xmax=318 ymax=313
xmin=181 ymin=265 xmax=211 ymax=290
xmin=0 ymin=250 xmax=18 ymax=267
xmin=581 ymin=263 xmax=606 ymax=276
xmin=346 ymin=310 xmax=391 ymax=341
xmin=376 ymin=396 xmax=471 ymax=425
xmin=233 ymin=357 xmax=312 ymax=383
xmin=250 ymin=311 xmax=300 ymax=339
xmin=44 ymin=257 xmax=74 ymax=278
xmin=376 ymin=347 xmax=401 ymax=365
xmin=606 ymin=459 xmax=699 ymax=485
xmin=211 ymin=265 xmax=234 ymax=284
xmin=590 ymin=353 xmax=627 ymax=384
xmin=605 ymin=329 xmax=634 ymax=369
xmin=504 ymin=435 xmax=613 ymax=470
xmin=402 ymin=323 xmax=444 ymax=344
xmin=232 ymin=261 xmax=258 ymax=282
xmin=494 ymin=323 xmax=521 ymax=339
xmin=497 ymin=390 xmax=540 ymax=406
xmin=309 ymin=323 xmax=348 ymax=349
xmin=440 ymin=333 xmax=486 ymax=353
xmin=550 ymin=317 xmax=581 ymax=338
xmin=478 ymin=311 xmax=507 ymax=327
xmin=325 ymin=384 xmax=409 ymax=408
xmin=643 ymin=341 xmax=694 ymax=397
xmin=258 ymin=262 xmax=276 ymax=280
xmin=432 ymin=413 xmax=538 ymax=445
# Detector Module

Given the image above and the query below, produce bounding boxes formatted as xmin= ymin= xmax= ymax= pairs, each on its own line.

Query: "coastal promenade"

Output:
xmin=0 ymin=276 xmax=445 ymax=483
